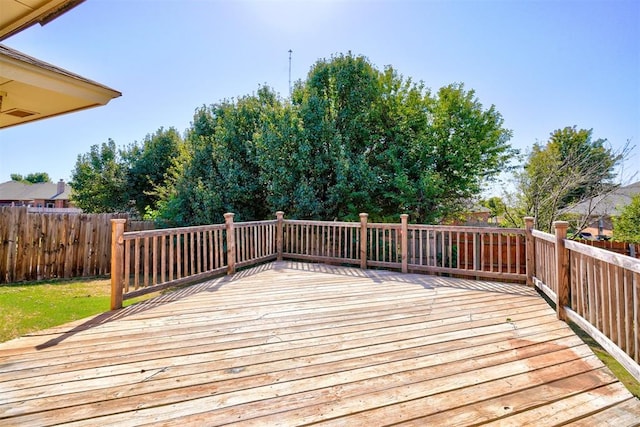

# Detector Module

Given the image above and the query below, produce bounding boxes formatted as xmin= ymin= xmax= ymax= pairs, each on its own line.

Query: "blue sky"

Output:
xmin=1 ymin=0 xmax=638 ymax=193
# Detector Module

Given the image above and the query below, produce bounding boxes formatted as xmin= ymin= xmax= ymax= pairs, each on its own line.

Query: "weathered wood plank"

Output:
xmin=1 ymin=262 xmax=638 ymax=426
xmin=563 ymin=397 xmax=640 ymax=426
xmin=391 ymin=367 xmax=620 ymax=426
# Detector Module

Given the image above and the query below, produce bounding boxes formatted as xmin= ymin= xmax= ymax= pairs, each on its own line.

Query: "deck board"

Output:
xmin=1 ymin=261 xmax=639 ymax=426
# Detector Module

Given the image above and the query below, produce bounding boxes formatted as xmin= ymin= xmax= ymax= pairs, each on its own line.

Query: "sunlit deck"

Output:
xmin=1 ymin=261 xmax=639 ymax=426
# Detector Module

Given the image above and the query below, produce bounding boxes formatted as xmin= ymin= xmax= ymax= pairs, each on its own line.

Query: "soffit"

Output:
xmin=0 ymin=0 xmax=85 ymax=41
xmin=0 ymin=44 xmax=121 ymax=128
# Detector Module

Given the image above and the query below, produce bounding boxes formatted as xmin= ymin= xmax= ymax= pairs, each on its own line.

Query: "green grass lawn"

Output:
xmin=0 ymin=277 xmax=153 ymax=343
xmin=536 ymin=290 xmax=640 ymax=398
xmin=568 ymin=322 xmax=640 ymax=398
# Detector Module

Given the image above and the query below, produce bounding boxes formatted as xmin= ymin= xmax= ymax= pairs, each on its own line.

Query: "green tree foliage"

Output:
xmin=479 ymin=196 xmax=507 ymax=219
xmin=156 ymin=53 xmax=515 ymax=225
xmin=418 ymin=84 xmax=514 ymax=222
xmin=10 ymin=172 xmax=51 ymax=183
xmin=613 ymin=194 xmax=640 ymax=243
xmin=287 ymin=54 xmax=381 ymax=219
xmin=124 ymin=127 xmax=184 ymax=217
xmin=70 ymin=140 xmax=129 ymax=213
xmin=159 ymin=88 xmax=276 ymax=224
xmin=71 ymin=130 xmax=185 ymax=216
xmin=512 ymin=126 xmax=624 ymax=232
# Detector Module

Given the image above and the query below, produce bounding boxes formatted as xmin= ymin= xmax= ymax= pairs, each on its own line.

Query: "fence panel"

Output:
xmin=282 ymin=220 xmax=361 ymax=265
xmin=576 ymin=239 xmax=639 ymax=259
xmin=367 ymin=223 xmax=401 ymax=268
xmin=234 ymin=220 xmax=277 ymax=268
xmin=565 ymin=240 xmax=640 ymax=367
xmin=532 ymin=229 xmax=558 ymax=299
xmin=407 ymin=225 xmax=526 ymax=282
xmin=120 ymin=224 xmax=227 ymax=298
xmin=0 ymin=207 xmax=152 ymax=283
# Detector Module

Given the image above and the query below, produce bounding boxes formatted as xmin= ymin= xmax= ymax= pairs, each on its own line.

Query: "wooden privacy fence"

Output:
xmin=576 ymin=239 xmax=639 ymax=259
xmin=528 ymin=218 xmax=640 ymax=383
xmin=0 ymin=207 xmax=154 ymax=283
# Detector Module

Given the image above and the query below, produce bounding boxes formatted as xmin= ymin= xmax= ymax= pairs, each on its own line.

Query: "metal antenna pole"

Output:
xmin=288 ymin=49 xmax=292 ymax=97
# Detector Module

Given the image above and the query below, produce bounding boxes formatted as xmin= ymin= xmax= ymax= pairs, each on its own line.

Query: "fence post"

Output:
xmin=360 ymin=213 xmax=368 ymax=269
xmin=400 ymin=214 xmax=409 ymax=273
xmin=524 ymin=217 xmax=535 ymax=287
xmin=224 ymin=213 xmax=236 ymax=275
xmin=110 ymin=219 xmax=127 ymax=310
xmin=276 ymin=211 xmax=284 ymax=261
xmin=554 ymin=221 xmax=569 ymax=321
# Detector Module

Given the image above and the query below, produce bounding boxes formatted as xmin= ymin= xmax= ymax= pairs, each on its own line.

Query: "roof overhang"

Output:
xmin=0 ymin=0 xmax=85 ymax=41
xmin=0 ymin=44 xmax=121 ymax=128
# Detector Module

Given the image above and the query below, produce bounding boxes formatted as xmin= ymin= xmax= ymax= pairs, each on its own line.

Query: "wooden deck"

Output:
xmin=1 ymin=261 xmax=639 ymax=426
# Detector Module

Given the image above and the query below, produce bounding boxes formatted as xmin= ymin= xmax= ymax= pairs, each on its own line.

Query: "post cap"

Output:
xmin=552 ymin=221 xmax=569 ymax=229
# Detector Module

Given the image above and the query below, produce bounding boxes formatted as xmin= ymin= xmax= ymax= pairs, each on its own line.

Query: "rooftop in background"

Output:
xmin=565 ymin=181 xmax=640 ymax=218
xmin=0 ymin=179 xmax=71 ymax=207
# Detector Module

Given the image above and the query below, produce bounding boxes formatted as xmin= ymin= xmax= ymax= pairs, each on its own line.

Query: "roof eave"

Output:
xmin=0 ymin=0 xmax=86 ymax=42
xmin=0 ymin=44 xmax=121 ymax=128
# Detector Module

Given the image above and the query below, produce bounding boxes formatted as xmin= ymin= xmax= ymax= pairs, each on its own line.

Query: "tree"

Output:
xmin=285 ymin=53 xmax=382 ymax=220
xmin=512 ymin=126 xmax=627 ymax=233
xmin=280 ymin=55 xmax=514 ymax=223
xmin=70 ymin=140 xmax=129 ymax=213
xmin=10 ymin=172 xmax=51 ymax=183
xmin=613 ymin=194 xmax=640 ymax=243
xmin=156 ymin=53 xmax=515 ymax=225
xmin=414 ymin=84 xmax=514 ymax=222
xmin=124 ymin=127 xmax=184 ymax=217
xmin=158 ymin=87 xmax=278 ymax=225
xmin=479 ymin=196 xmax=507 ymax=221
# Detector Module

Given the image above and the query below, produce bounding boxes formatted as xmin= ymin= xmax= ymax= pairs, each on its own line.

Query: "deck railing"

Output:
xmin=111 ymin=212 xmax=640 ymax=382
xmin=111 ymin=213 xmax=528 ymax=309
xmin=527 ymin=218 xmax=640 ymax=382
xmin=109 ymin=214 xmax=277 ymax=309
xmin=407 ymin=224 xmax=526 ymax=281
xmin=281 ymin=217 xmax=362 ymax=266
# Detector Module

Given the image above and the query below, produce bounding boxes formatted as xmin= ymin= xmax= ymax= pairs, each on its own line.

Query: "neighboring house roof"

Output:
xmin=0 ymin=0 xmax=85 ymax=41
xmin=564 ymin=181 xmax=640 ymax=217
xmin=0 ymin=0 xmax=121 ymax=128
xmin=467 ymin=205 xmax=492 ymax=214
xmin=0 ymin=180 xmax=71 ymax=202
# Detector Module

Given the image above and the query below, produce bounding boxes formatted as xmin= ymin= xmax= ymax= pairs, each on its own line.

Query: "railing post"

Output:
xmin=224 ymin=213 xmax=236 ymax=275
xmin=400 ymin=214 xmax=409 ymax=273
xmin=110 ymin=218 xmax=127 ymax=310
xmin=554 ymin=221 xmax=569 ymax=321
xmin=360 ymin=213 xmax=368 ymax=269
xmin=276 ymin=211 xmax=284 ymax=261
xmin=524 ymin=216 xmax=535 ymax=287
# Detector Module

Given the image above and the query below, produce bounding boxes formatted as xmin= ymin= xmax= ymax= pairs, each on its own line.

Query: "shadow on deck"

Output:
xmin=1 ymin=261 xmax=639 ymax=426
